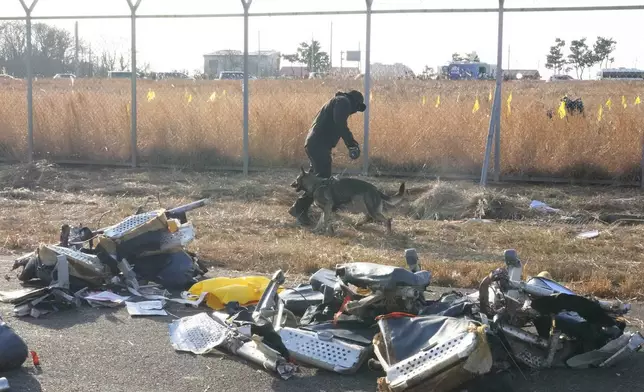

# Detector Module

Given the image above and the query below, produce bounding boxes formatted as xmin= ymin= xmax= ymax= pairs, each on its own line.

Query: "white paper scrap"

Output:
xmin=125 ymin=300 xmax=168 ymax=316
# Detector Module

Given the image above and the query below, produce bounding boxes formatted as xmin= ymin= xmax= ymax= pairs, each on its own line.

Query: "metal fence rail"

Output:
xmin=2 ymin=1 xmax=643 ymax=187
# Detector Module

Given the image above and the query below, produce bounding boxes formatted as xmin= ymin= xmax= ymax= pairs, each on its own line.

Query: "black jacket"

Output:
xmin=305 ymin=91 xmax=364 ymax=151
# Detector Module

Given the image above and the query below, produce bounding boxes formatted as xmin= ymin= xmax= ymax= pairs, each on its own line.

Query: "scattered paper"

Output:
xmin=577 ymin=230 xmax=600 ymax=240
xmin=127 ymin=287 xmax=206 ymax=308
xmin=530 ymin=200 xmax=561 ymax=214
xmin=85 ymin=291 xmax=131 ymax=303
xmin=125 ymin=300 xmax=168 ymax=316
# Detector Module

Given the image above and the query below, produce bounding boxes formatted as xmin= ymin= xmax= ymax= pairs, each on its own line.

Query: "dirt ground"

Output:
xmin=1 ymin=161 xmax=644 ymax=298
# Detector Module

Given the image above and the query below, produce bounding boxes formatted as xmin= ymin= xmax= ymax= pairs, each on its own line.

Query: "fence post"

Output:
xmin=480 ymin=0 xmax=505 ymax=187
xmin=126 ymin=0 xmax=142 ymax=168
xmin=493 ymin=0 xmax=505 ymax=182
xmin=241 ymin=0 xmax=252 ymax=176
xmin=362 ymin=0 xmax=373 ymax=176
xmin=19 ymin=0 xmax=39 ymax=164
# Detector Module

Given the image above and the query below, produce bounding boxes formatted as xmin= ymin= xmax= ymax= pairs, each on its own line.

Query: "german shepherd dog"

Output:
xmin=290 ymin=168 xmax=406 ymax=235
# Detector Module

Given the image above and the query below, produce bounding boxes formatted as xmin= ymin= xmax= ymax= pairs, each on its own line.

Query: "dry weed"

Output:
xmin=0 ymin=79 xmax=642 ymax=180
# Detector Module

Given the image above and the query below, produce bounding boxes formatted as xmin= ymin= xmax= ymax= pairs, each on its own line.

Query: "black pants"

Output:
xmin=292 ymin=145 xmax=332 ymax=216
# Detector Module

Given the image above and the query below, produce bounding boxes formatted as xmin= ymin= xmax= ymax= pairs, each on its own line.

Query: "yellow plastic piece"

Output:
xmin=167 ymin=219 xmax=180 ymax=233
xmin=188 ymin=276 xmax=284 ymax=310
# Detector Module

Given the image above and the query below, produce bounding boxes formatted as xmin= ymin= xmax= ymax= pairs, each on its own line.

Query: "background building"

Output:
xmin=203 ymin=50 xmax=281 ymax=79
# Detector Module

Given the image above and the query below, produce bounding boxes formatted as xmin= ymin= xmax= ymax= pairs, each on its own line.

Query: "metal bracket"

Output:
xmin=241 ymin=0 xmax=253 ymax=10
xmin=126 ymin=0 xmax=142 ymax=12
xmin=18 ymin=0 xmax=38 ymax=14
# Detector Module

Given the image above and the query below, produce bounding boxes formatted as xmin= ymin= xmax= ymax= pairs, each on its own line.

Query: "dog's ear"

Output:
xmin=290 ymin=180 xmax=297 ymax=188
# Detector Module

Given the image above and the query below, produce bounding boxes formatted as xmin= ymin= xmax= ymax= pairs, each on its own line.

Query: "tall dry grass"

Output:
xmin=0 ymin=78 xmax=642 ymax=179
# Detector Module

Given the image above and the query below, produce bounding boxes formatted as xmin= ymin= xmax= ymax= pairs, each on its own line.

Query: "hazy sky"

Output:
xmin=4 ymin=0 xmax=643 ymax=78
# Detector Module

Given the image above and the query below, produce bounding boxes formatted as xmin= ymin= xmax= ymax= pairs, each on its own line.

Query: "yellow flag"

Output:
xmin=472 ymin=97 xmax=480 ymax=113
xmin=222 ymin=89 xmax=227 ymax=96
xmin=435 ymin=95 xmax=440 ymax=108
xmin=597 ymin=104 xmax=603 ymax=122
xmin=456 ymin=93 xmax=460 ymax=103
xmin=606 ymin=98 xmax=612 ymax=110
xmin=506 ymin=93 xmax=513 ymax=115
xmin=422 ymin=96 xmax=426 ymax=106
xmin=126 ymin=103 xmax=131 ymax=116
xmin=208 ymin=92 xmax=218 ymax=102
xmin=622 ymin=95 xmax=627 ymax=108
xmin=488 ymin=89 xmax=492 ymax=102
xmin=146 ymin=88 xmax=156 ymax=102
xmin=185 ymin=91 xmax=193 ymax=103
xmin=557 ymin=101 xmax=567 ymax=119
xmin=635 ymin=96 xmax=641 ymax=105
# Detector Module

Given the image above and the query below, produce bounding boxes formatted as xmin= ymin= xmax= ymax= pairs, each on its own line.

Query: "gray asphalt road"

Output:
xmin=1 ymin=257 xmax=643 ymax=392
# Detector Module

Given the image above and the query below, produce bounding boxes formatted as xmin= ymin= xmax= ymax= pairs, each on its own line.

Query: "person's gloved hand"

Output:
xmin=348 ymin=145 xmax=361 ymax=160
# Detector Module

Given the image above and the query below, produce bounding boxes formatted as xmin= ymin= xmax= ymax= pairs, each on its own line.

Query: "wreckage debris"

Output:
xmin=160 ymin=248 xmax=643 ymax=391
xmin=3 ymin=199 xmax=211 ymax=318
xmin=4 ymin=208 xmax=642 ymax=391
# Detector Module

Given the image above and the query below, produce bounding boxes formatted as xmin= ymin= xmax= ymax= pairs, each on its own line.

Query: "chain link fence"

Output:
xmin=1 ymin=0 xmax=643 ymax=184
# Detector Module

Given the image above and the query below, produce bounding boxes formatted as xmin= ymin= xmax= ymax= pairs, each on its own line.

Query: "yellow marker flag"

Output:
xmin=622 ymin=95 xmax=627 ymax=108
xmin=185 ymin=91 xmax=193 ymax=103
xmin=597 ymin=104 xmax=603 ymax=122
xmin=506 ymin=93 xmax=513 ymax=115
xmin=606 ymin=98 xmax=612 ymax=110
xmin=435 ymin=95 xmax=440 ymax=108
xmin=208 ymin=92 xmax=218 ymax=102
xmin=472 ymin=97 xmax=480 ymax=113
xmin=557 ymin=101 xmax=567 ymax=119
xmin=146 ymin=88 xmax=156 ymax=102
xmin=488 ymin=89 xmax=492 ymax=102
xmin=456 ymin=93 xmax=460 ymax=103
xmin=126 ymin=103 xmax=131 ymax=116
xmin=635 ymin=96 xmax=641 ymax=105
xmin=422 ymin=96 xmax=426 ymax=106
xmin=222 ymin=90 xmax=227 ymax=96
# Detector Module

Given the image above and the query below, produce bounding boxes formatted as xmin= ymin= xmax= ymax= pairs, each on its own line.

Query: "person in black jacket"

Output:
xmin=289 ymin=90 xmax=367 ymax=225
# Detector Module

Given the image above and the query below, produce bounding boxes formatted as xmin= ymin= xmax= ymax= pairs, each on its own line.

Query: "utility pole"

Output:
xmin=257 ymin=31 xmax=261 ymax=78
xmin=75 ymin=21 xmax=80 ymax=76
xmin=330 ymin=22 xmax=333 ymax=69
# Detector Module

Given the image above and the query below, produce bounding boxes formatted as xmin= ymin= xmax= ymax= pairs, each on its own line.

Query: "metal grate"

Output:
xmin=159 ymin=222 xmax=195 ymax=250
xmin=279 ymin=327 xmax=365 ymax=373
xmin=387 ymin=332 xmax=477 ymax=384
xmin=104 ymin=211 xmax=164 ymax=240
xmin=169 ymin=313 xmax=230 ymax=355
xmin=47 ymin=245 xmax=100 ymax=266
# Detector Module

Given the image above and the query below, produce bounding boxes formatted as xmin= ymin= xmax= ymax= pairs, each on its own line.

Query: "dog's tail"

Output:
xmin=381 ymin=182 xmax=406 ymax=206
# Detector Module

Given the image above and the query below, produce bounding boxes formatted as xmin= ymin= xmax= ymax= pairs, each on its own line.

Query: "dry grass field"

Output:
xmin=1 ymin=78 xmax=643 ymax=180
xmin=2 ymin=162 xmax=644 ymax=300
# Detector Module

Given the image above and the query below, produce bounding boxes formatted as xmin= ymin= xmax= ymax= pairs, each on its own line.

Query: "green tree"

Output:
xmin=545 ymin=38 xmax=567 ymax=75
xmin=451 ymin=52 xmax=464 ymax=62
xmin=283 ymin=40 xmax=330 ymax=73
xmin=592 ymin=36 xmax=616 ymax=69
xmin=567 ymin=38 xmax=594 ymax=79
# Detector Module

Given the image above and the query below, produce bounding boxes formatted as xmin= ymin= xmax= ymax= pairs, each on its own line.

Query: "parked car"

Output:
xmin=548 ymin=74 xmax=575 ymax=82
xmin=53 ymin=73 xmax=76 ymax=79
xmin=153 ymin=72 xmax=194 ymax=81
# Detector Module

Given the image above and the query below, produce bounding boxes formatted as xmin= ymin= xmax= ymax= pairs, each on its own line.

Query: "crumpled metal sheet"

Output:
xmin=168 ymin=313 xmax=230 ymax=355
